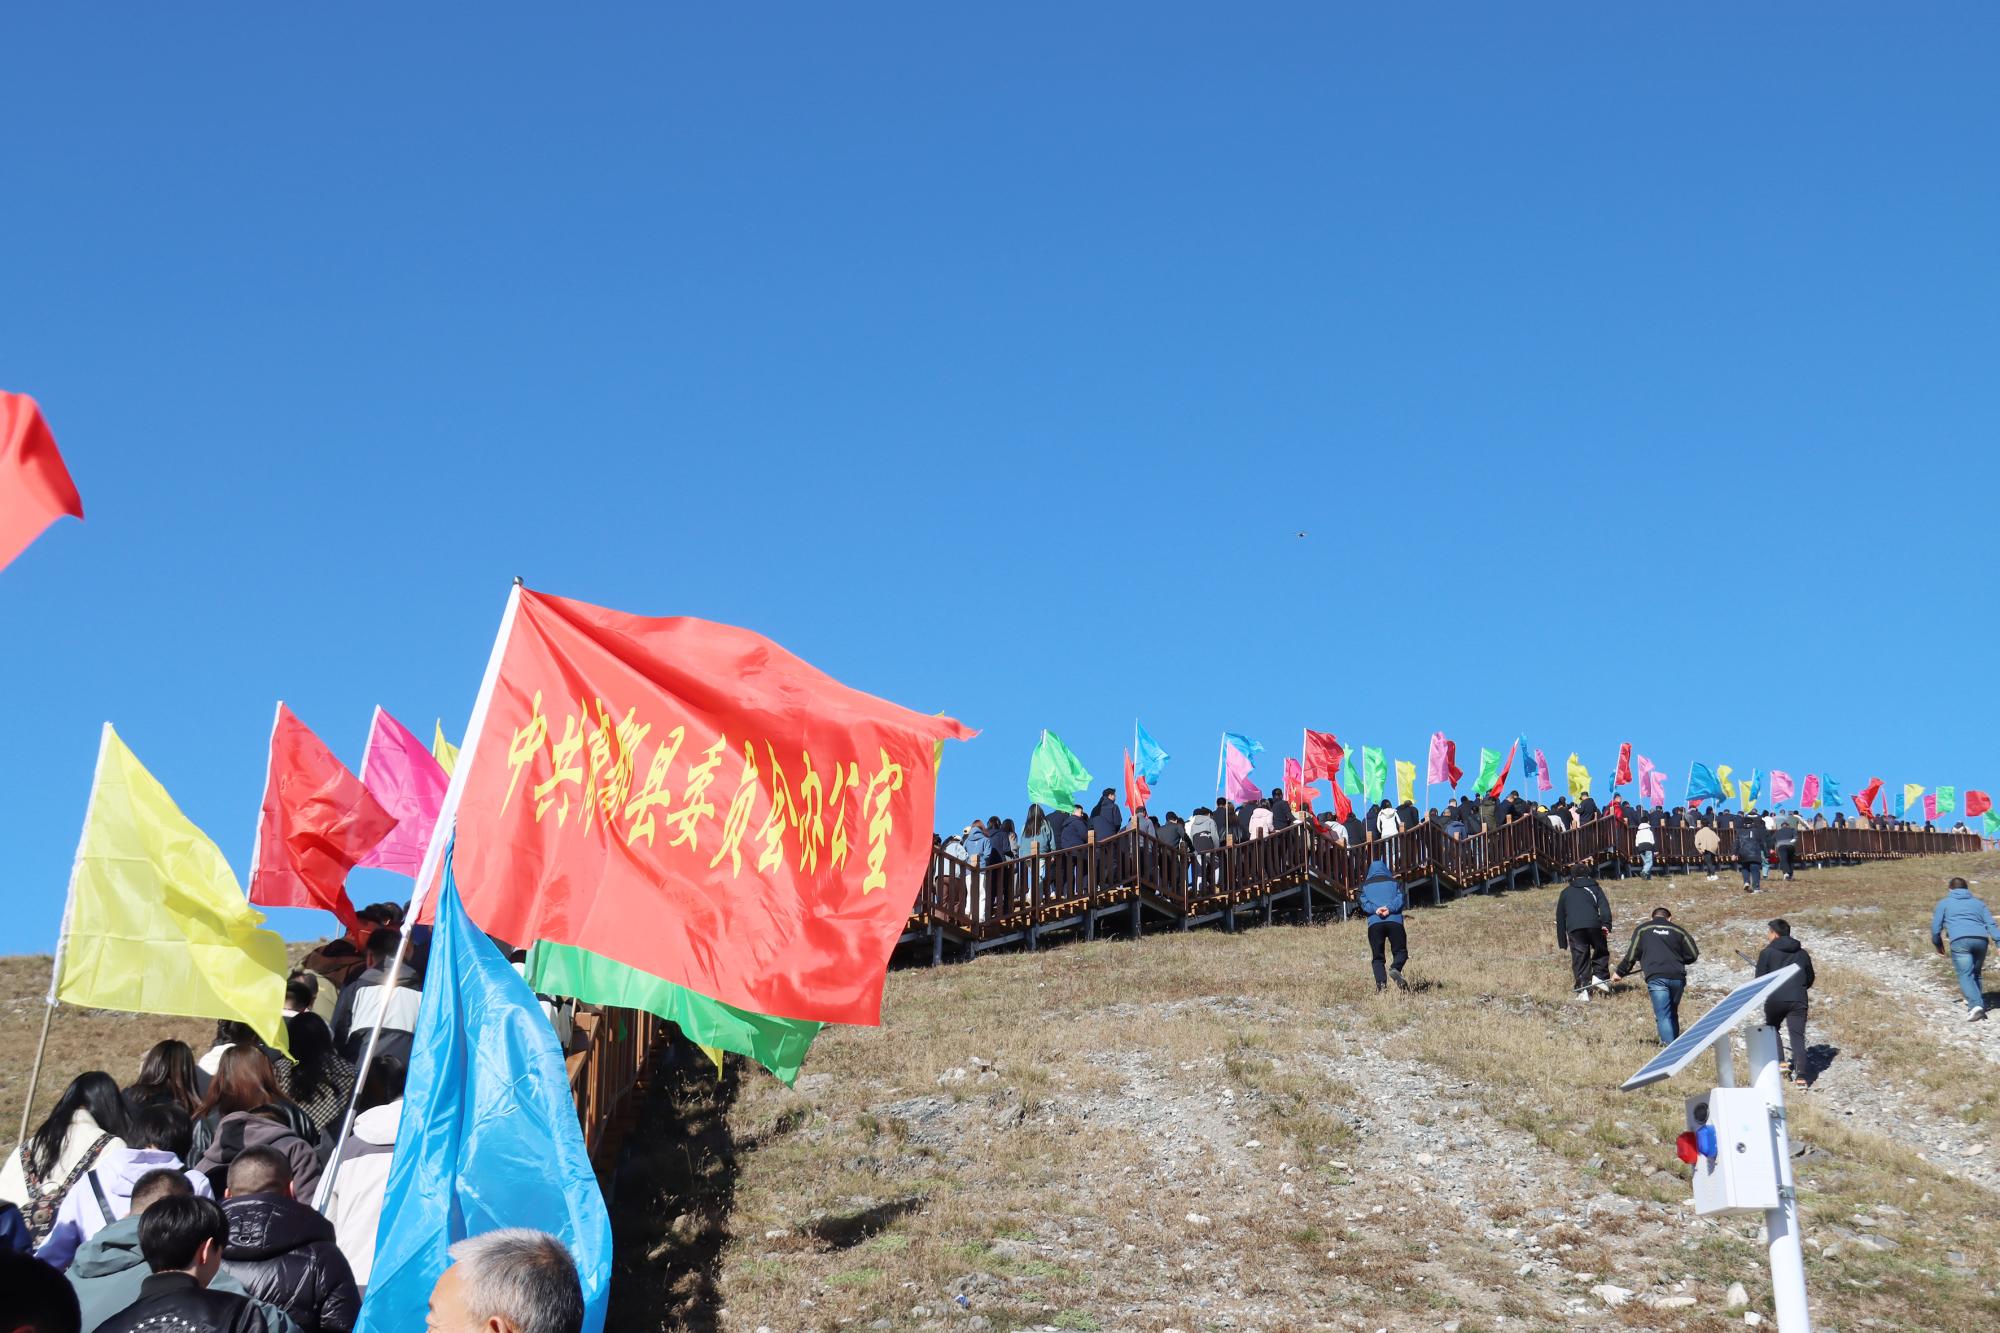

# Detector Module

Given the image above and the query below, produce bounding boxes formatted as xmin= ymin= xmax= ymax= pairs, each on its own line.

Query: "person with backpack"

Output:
xmin=1931 ymin=876 xmax=2000 ymax=1021
xmin=1357 ymin=859 xmax=1409 ymax=992
xmin=35 ymin=1105 xmax=215 ymax=1270
xmin=1 ymin=1073 xmax=132 ymax=1249
xmin=1555 ymin=873 xmax=1614 ymax=1002
xmin=1613 ymin=907 xmax=1701 ymax=1042
xmin=1756 ymin=920 xmax=1816 ymax=1086
xmin=329 ymin=930 xmax=423 ymax=1069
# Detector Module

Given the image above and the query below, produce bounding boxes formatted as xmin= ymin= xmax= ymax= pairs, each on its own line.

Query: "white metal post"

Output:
xmin=1747 ymin=1024 xmax=1811 ymax=1332
xmin=1715 ymin=1040 xmax=1735 ymax=1088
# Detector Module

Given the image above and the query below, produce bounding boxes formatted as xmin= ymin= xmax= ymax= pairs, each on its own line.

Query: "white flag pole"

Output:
xmin=20 ymin=722 xmax=112 ymax=1144
xmin=314 ymin=579 xmax=525 ymax=1211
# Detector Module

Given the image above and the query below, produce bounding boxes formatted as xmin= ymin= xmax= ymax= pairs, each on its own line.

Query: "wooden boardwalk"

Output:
xmin=900 ymin=818 xmax=1979 ymax=964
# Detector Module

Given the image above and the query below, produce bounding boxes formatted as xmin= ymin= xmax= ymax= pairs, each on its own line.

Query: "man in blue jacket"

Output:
xmin=1358 ymin=860 xmax=1409 ymax=992
xmin=1931 ymin=877 xmax=2000 ymax=1021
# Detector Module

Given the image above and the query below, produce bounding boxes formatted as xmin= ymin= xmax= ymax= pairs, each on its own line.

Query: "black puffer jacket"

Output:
xmin=1555 ymin=877 xmax=1614 ymax=944
xmin=222 ymin=1193 xmax=361 ymax=1333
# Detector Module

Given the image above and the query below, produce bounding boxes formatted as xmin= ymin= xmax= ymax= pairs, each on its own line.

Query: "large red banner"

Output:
xmin=449 ymin=590 xmax=974 ymax=1026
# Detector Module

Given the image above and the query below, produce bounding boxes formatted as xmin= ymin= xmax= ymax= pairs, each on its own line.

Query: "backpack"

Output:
xmin=17 ymin=1132 xmax=113 ymax=1245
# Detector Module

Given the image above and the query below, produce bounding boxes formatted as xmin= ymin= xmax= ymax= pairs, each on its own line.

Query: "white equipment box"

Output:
xmin=1685 ymin=1088 xmax=1780 ymax=1215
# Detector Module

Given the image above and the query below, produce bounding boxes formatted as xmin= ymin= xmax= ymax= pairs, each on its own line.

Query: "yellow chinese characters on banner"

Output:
xmin=498 ymin=690 xmax=909 ymax=894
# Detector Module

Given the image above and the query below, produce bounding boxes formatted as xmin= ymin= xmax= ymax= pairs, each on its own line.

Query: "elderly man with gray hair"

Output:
xmin=424 ymin=1230 xmax=584 ymax=1333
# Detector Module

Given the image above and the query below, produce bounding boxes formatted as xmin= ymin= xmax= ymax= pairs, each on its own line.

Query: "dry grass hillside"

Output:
xmin=609 ymin=853 xmax=2000 ymax=1333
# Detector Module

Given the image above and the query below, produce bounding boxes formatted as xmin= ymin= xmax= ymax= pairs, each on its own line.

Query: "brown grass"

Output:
xmin=606 ymin=853 xmax=2000 ymax=1332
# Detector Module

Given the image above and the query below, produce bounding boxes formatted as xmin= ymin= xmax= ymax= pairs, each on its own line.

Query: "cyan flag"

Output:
xmin=1687 ymin=763 xmax=1725 ymax=803
xmin=1520 ymin=739 xmax=1538 ymax=786
xmin=358 ymin=845 xmax=612 ymax=1333
xmin=1223 ymin=732 xmax=1263 ymax=758
xmin=1134 ymin=723 xmax=1169 ymax=785
xmin=1892 ymin=787 xmax=1907 ymax=817
xmin=1823 ymin=775 xmax=1843 ymax=807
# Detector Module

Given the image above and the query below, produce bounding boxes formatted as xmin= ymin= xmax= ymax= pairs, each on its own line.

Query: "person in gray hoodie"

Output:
xmin=65 ymin=1170 xmax=299 ymax=1333
xmin=1357 ymin=860 xmax=1409 ymax=992
xmin=1931 ymin=877 xmax=2000 ymax=1021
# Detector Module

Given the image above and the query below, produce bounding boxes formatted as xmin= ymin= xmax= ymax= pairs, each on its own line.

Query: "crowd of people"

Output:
xmin=1 ymin=899 xmax=592 ymax=1333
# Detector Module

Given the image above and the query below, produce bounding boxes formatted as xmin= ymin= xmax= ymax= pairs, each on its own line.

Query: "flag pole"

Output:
xmin=314 ymin=578 xmax=525 ymax=1212
xmin=20 ymin=722 xmax=111 ymax=1144
xmin=1215 ymin=732 xmax=1224 ymax=799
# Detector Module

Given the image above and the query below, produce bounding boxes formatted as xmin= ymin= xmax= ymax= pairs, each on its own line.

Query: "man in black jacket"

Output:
xmin=1736 ymin=810 xmax=1767 ymax=892
xmin=1555 ymin=874 xmax=1614 ymax=1001
xmin=1613 ymin=907 xmax=1700 ymax=1041
xmin=219 ymin=1148 xmax=360 ymax=1333
xmin=1755 ymin=920 xmax=1816 ymax=1085
xmin=98 ymin=1195 xmax=264 ymax=1333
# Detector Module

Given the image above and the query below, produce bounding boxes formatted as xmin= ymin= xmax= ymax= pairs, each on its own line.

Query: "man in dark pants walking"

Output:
xmin=1736 ymin=809 xmax=1767 ymax=892
xmin=1613 ymin=907 xmax=1700 ymax=1042
xmin=1358 ymin=859 xmax=1409 ymax=992
xmin=1556 ymin=873 xmax=1614 ymax=1002
xmin=1756 ymin=919 xmax=1816 ymax=1085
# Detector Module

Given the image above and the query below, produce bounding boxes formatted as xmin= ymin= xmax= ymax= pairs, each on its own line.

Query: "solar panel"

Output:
xmin=1620 ymin=964 xmax=1799 ymax=1091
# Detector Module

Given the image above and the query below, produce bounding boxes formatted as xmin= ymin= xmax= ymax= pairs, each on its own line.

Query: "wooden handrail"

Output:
xmin=910 ymin=816 xmax=1979 ymax=948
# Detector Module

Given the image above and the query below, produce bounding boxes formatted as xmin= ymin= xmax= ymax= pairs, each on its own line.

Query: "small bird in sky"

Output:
xmin=1295 ymin=531 xmax=1308 ymax=538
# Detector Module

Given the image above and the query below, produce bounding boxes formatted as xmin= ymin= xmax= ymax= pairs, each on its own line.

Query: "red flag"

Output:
xmin=1854 ymin=776 xmax=1884 ymax=819
xmin=1329 ymin=780 xmax=1352 ymax=822
xmin=249 ymin=703 xmax=399 ymax=937
xmin=1967 ymin=791 xmax=1991 ymax=818
xmin=1302 ymin=729 xmax=1344 ymax=785
xmin=1123 ymin=748 xmax=1151 ymax=813
xmin=1487 ymin=740 xmax=1517 ymax=799
xmin=1614 ymin=743 xmax=1633 ymax=788
xmin=447 ymin=589 xmax=975 ymax=1027
xmin=0 ymin=392 xmax=84 ymax=572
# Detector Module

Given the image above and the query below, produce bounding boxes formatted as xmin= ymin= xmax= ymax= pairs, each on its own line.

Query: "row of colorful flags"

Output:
xmin=1027 ymin=726 xmax=2000 ymax=836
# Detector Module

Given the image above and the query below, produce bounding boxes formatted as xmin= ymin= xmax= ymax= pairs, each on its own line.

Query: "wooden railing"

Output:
xmin=564 ymin=1005 xmax=668 ymax=1166
xmin=904 ymin=816 xmax=1980 ymax=957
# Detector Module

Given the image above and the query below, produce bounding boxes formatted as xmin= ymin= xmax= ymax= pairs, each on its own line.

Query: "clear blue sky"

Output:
xmin=4 ymin=5 xmax=1995 ymax=954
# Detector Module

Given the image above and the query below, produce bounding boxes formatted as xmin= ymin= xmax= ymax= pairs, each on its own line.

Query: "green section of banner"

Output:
xmin=526 ymin=940 xmax=822 ymax=1085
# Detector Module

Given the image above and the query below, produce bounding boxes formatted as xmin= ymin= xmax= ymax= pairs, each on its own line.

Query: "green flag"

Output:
xmin=1473 ymin=746 xmax=1502 ymax=793
xmin=526 ymin=940 xmax=821 ymax=1085
xmin=1362 ymin=746 xmax=1387 ymax=803
xmin=1027 ymin=730 xmax=1092 ymax=812
xmin=1337 ymin=748 xmax=1362 ymax=796
xmin=1983 ymin=809 xmax=1998 ymax=837
xmin=1936 ymin=785 xmax=1957 ymax=814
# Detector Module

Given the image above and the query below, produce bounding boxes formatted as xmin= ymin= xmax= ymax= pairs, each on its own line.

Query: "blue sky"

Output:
xmin=3 ymin=5 xmax=1996 ymax=953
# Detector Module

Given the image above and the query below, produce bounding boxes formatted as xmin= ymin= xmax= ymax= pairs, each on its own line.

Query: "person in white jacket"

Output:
xmin=325 ymin=1058 xmax=407 ymax=1292
xmin=0 ymin=1071 xmax=132 ymax=1248
xmin=33 ymin=1103 xmax=214 ymax=1269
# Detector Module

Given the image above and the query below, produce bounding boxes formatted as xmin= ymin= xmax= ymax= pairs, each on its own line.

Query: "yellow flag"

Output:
xmin=1904 ymin=783 xmax=1924 ymax=812
xmin=433 ymin=720 xmax=460 ymax=776
xmin=57 ymin=725 xmax=290 ymax=1052
xmin=700 ymin=1044 xmax=727 ymax=1080
xmin=1717 ymin=765 xmax=1736 ymax=799
xmin=1567 ymin=753 xmax=1591 ymax=802
xmin=1395 ymin=760 xmax=1416 ymax=806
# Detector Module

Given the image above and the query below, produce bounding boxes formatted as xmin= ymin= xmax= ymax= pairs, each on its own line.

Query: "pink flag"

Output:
xmin=1769 ymin=770 xmax=1795 ymax=805
xmin=1923 ymin=793 xmax=1938 ymax=821
xmin=1223 ymin=742 xmax=1261 ymax=803
xmin=1533 ymin=748 xmax=1553 ymax=793
xmin=355 ymin=706 xmax=450 ymax=876
xmin=1637 ymin=755 xmax=1666 ymax=807
xmin=1800 ymin=773 xmax=1821 ymax=809
xmin=1427 ymin=731 xmax=1461 ymax=786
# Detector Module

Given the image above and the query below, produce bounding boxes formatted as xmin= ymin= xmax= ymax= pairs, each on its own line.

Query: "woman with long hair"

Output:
xmin=188 ymin=1043 xmax=321 ymax=1163
xmin=124 ymin=1039 xmax=204 ymax=1115
xmin=0 ymin=1070 xmax=132 ymax=1246
xmin=280 ymin=1003 xmax=355 ymax=1136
